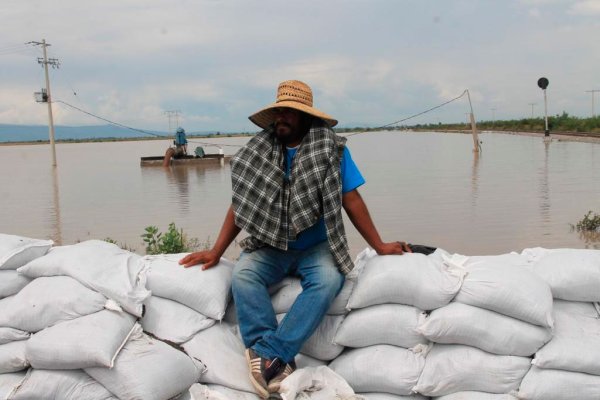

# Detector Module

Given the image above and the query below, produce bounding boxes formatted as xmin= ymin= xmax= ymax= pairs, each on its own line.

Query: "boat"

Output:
xmin=140 ymin=153 xmax=231 ymax=167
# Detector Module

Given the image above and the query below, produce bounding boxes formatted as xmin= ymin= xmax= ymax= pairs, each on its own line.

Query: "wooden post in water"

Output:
xmin=466 ymin=89 xmax=480 ymax=153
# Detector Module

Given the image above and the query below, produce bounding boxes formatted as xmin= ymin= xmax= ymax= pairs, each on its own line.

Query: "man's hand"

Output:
xmin=374 ymin=241 xmax=412 ymax=256
xmin=179 ymin=249 xmax=221 ymax=270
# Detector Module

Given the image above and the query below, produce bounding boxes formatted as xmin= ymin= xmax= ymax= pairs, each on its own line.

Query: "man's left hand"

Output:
xmin=374 ymin=241 xmax=412 ymax=255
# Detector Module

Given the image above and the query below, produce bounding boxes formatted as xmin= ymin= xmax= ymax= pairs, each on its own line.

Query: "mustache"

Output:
xmin=275 ymin=122 xmax=291 ymax=130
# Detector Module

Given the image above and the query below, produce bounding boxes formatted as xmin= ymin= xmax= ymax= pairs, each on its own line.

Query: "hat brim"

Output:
xmin=249 ymin=100 xmax=338 ymax=130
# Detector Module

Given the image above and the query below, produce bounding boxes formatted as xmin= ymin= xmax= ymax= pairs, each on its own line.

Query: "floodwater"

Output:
xmin=1 ymin=131 xmax=599 ymax=260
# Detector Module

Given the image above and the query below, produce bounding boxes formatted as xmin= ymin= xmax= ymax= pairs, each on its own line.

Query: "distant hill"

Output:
xmin=0 ymin=124 xmax=216 ymax=143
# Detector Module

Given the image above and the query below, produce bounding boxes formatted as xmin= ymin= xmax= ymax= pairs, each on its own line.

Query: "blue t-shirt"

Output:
xmin=286 ymin=146 xmax=365 ymax=250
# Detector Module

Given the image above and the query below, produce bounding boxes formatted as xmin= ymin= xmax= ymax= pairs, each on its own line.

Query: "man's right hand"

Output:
xmin=179 ymin=249 xmax=222 ymax=270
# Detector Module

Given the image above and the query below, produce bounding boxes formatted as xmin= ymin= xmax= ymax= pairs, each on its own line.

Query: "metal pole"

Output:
xmin=41 ymin=39 xmax=57 ymax=167
xmin=586 ymin=90 xmax=599 ymax=118
xmin=543 ymin=89 xmax=549 ymax=136
xmin=529 ymin=103 xmax=536 ymax=119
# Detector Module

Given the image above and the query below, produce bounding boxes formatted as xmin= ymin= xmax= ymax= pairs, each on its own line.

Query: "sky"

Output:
xmin=1 ymin=0 xmax=599 ymax=133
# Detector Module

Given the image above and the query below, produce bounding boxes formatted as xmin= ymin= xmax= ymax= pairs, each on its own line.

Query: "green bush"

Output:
xmin=141 ymin=223 xmax=199 ymax=255
xmin=576 ymin=211 xmax=600 ymax=232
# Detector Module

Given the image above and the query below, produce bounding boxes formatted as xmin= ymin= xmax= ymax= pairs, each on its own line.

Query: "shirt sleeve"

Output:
xmin=340 ymin=146 xmax=365 ymax=193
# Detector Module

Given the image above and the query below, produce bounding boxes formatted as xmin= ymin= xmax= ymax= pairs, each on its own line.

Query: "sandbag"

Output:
xmin=27 ymin=309 xmax=137 ymax=369
xmin=329 ymin=344 xmax=427 ymax=396
xmin=141 ymin=296 xmax=215 ymax=344
xmin=0 ymin=271 xmax=31 ymax=299
xmin=0 ymin=328 xmax=30 ymax=345
xmin=552 ymin=299 xmax=599 ymax=318
xmin=0 ymin=371 xmax=27 ymax=400
xmin=0 ymin=341 xmax=28 ymax=374
xmin=271 ymin=276 xmax=354 ymax=315
xmin=188 ymin=383 xmax=261 ymax=400
xmin=347 ymin=250 xmax=465 ymax=311
xmin=9 ymin=369 xmax=117 ymax=400
xmin=532 ymin=309 xmax=600 ymax=375
xmin=434 ymin=393 xmax=518 ymax=399
xmin=18 ymin=240 xmax=149 ymax=316
xmin=449 ymin=254 xmax=553 ymax=327
xmin=356 ymin=394 xmax=428 ymax=400
xmin=517 ymin=366 xmax=600 ymax=400
xmin=279 ymin=366 xmax=363 ymax=400
xmin=183 ymin=322 xmax=254 ymax=393
xmin=0 ymin=234 xmax=52 ymax=270
xmin=523 ymin=247 xmax=600 ymax=302
xmin=86 ymin=325 xmax=205 ymax=400
xmin=296 ymin=353 xmax=327 ymax=369
xmin=335 ymin=304 xmax=427 ymax=349
xmin=417 ymin=302 xmax=551 ymax=356
xmin=144 ymin=253 xmax=234 ymax=320
xmin=0 ymin=276 xmax=108 ymax=333
xmin=413 ymin=344 xmax=530 ymax=397
xmin=277 ymin=313 xmax=344 ymax=361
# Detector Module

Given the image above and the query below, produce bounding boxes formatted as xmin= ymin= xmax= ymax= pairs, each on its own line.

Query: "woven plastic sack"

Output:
xmin=435 ymin=393 xmax=518 ymax=399
xmin=183 ymin=322 xmax=254 ymax=393
xmin=0 ymin=271 xmax=32 ymax=299
xmin=413 ymin=344 xmax=530 ymax=397
xmin=9 ymin=369 xmax=117 ymax=400
xmin=27 ymin=309 xmax=137 ymax=369
xmin=296 ymin=353 xmax=326 ymax=369
xmin=276 ymin=313 xmax=344 ymax=361
xmin=141 ymin=295 xmax=215 ymax=344
xmin=356 ymin=394 xmax=428 ymax=400
xmin=188 ymin=383 xmax=261 ymax=400
xmin=144 ymin=253 xmax=234 ymax=320
xmin=18 ymin=240 xmax=149 ymax=316
xmin=449 ymin=254 xmax=553 ymax=327
xmin=523 ymin=247 xmax=600 ymax=302
xmin=0 ymin=328 xmax=30 ymax=345
xmin=86 ymin=325 xmax=205 ymax=400
xmin=417 ymin=302 xmax=551 ymax=356
xmin=271 ymin=276 xmax=354 ymax=315
xmin=329 ymin=344 xmax=427 ymax=396
xmin=347 ymin=250 xmax=465 ymax=311
xmin=0 ymin=234 xmax=52 ymax=270
xmin=279 ymin=366 xmax=363 ymax=400
xmin=335 ymin=304 xmax=427 ymax=349
xmin=0 ymin=276 xmax=108 ymax=332
xmin=517 ymin=366 xmax=600 ymax=400
xmin=0 ymin=371 xmax=27 ymax=400
xmin=0 ymin=341 xmax=28 ymax=373
xmin=552 ymin=299 xmax=599 ymax=318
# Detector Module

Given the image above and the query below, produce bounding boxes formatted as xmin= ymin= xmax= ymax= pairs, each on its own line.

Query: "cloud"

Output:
xmin=568 ymin=0 xmax=600 ymax=15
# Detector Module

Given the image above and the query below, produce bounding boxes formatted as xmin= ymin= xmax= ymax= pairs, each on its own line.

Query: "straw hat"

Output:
xmin=249 ymin=80 xmax=338 ymax=129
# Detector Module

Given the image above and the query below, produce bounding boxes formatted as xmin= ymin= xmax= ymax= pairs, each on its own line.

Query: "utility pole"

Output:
xmin=528 ymin=103 xmax=536 ymax=119
xmin=29 ymin=39 xmax=60 ymax=166
xmin=164 ymin=110 xmax=181 ymax=134
xmin=465 ymin=89 xmax=479 ymax=153
xmin=585 ymin=90 xmax=600 ymax=118
xmin=491 ymin=108 xmax=496 ymax=125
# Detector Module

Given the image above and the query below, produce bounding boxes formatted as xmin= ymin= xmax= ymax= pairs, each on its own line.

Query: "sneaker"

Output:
xmin=245 ymin=349 xmax=283 ymax=399
xmin=267 ymin=359 xmax=296 ymax=393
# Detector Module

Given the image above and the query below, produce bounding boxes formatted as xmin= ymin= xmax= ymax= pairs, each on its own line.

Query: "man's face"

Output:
xmin=273 ymin=107 xmax=308 ymax=146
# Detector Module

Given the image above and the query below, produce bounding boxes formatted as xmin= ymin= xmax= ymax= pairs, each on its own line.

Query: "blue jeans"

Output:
xmin=232 ymin=241 xmax=345 ymax=363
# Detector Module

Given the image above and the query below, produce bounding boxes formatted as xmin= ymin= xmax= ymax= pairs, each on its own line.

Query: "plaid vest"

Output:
xmin=230 ymin=120 xmax=354 ymax=275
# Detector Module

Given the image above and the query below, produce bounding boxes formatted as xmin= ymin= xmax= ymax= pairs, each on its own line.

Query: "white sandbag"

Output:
xmin=9 ymin=369 xmax=117 ymax=400
xmin=335 ymin=304 xmax=427 ymax=349
xmin=144 ymin=253 xmax=234 ymax=320
xmin=347 ymin=250 xmax=465 ymax=311
xmin=552 ymin=299 xmax=599 ymax=318
xmin=0 ymin=271 xmax=32 ymax=299
xmin=532 ymin=309 xmax=600 ymax=375
xmin=357 ymin=394 xmax=428 ymax=400
xmin=296 ymin=353 xmax=327 ymax=369
xmin=0 ymin=341 xmax=28 ymax=373
xmin=329 ymin=344 xmax=427 ymax=396
xmin=417 ymin=302 xmax=551 ymax=356
xmin=189 ymin=383 xmax=261 ymax=400
xmin=183 ymin=322 xmax=254 ymax=393
xmin=0 ymin=328 xmax=30 ymax=345
xmin=277 ymin=313 xmax=344 ymax=361
xmin=0 ymin=233 xmax=52 ymax=270
xmin=413 ymin=344 xmax=530 ymax=397
xmin=280 ymin=366 xmax=363 ymax=400
xmin=0 ymin=371 xmax=27 ymax=400
xmin=0 ymin=276 xmax=108 ymax=332
xmin=435 ymin=392 xmax=518 ymax=399
xmin=448 ymin=254 xmax=553 ymax=327
xmin=517 ymin=366 xmax=600 ymax=400
xmin=86 ymin=324 xmax=204 ymax=400
xmin=27 ymin=309 xmax=137 ymax=369
xmin=141 ymin=296 xmax=215 ymax=344
xmin=523 ymin=247 xmax=600 ymax=302
xmin=271 ymin=276 xmax=354 ymax=315
xmin=18 ymin=240 xmax=149 ymax=316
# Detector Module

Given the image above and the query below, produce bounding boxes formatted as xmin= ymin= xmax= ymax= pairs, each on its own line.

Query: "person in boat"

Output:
xmin=179 ymin=80 xmax=411 ymax=398
xmin=173 ymin=127 xmax=188 ymax=156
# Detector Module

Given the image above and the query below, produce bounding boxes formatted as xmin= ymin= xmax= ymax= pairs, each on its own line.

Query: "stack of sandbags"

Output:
xmin=414 ymin=253 xmax=552 ymax=398
xmin=329 ymin=248 xmax=464 ymax=399
xmin=517 ymin=248 xmax=600 ymax=400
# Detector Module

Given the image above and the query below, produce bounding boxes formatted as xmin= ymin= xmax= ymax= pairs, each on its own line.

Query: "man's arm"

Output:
xmin=342 ymin=189 xmax=411 ymax=255
xmin=179 ymin=205 xmax=241 ymax=270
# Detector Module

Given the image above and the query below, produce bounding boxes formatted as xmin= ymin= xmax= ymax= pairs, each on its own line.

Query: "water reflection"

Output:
xmin=166 ymin=166 xmax=191 ymax=213
xmin=49 ymin=167 xmax=62 ymax=245
xmin=471 ymin=151 xmax=480 ymax=207
xmin=538 ymin=139 xmax=551 ymax=224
